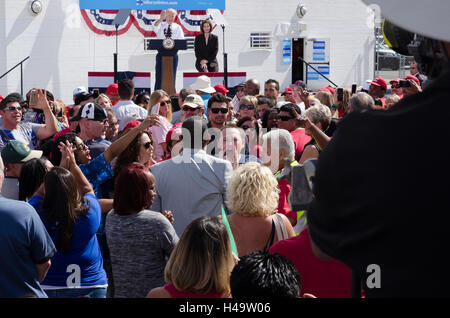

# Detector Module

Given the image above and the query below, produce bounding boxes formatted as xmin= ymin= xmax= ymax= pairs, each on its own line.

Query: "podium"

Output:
xmin=147 ymin=39 xmax=187 ymax=95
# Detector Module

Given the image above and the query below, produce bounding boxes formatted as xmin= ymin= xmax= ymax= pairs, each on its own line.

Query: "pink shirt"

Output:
xmin=149 ymin=118 xmax=170 ymax=159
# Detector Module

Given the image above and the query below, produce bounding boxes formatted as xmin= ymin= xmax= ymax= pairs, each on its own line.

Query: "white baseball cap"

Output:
xmin=73 ymin=86 xmax=87 ymax=98
xmin=362 ymin=80 xmax=372 ymax=91
xmin=190 ymin=75 xmax=216 ymax=94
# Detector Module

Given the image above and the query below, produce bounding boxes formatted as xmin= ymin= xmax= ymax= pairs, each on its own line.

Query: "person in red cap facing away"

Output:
xmin=161 ymin=123 xmax=183 ymax=161
xmin=106 ymin=83 xmax=119 ymax=106
xmin=368 ymin=76 xmax=387 ymax=107
xmin=213 ymin=84 xmax=229 ymax=96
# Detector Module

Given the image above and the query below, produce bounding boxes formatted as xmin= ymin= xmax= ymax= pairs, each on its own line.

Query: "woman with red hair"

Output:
xmin=105 ymin=162 xmax=178 ymax=298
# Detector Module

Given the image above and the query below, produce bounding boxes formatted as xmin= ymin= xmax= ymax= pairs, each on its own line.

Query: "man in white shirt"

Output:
xmin=112 ymin=79 xmax=148 ymax=131
xmin=153 ymin=9 xmax=185 ymax=91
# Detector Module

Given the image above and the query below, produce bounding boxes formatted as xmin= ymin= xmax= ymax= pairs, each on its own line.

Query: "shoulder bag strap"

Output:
xmin=264 ymin=220 xmax=276 ymax=252
xmin=221 ymin=206 xmax=238 ymax=256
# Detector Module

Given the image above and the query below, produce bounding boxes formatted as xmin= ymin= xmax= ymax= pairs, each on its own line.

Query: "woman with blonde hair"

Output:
xmin=146 ymin=216 xmax=235 ymax=298
xmin=149 ymin=89 xmax=173 ymax=124
xmin=146 ymin=90 xmax=172 ymax=160
xmin=95 ymin=94 xmax=112 ymax=109
xmin=222 ymin=162 xmax=296 ymax=258
xmin=314 ymin=90 xmax=334 ymax=109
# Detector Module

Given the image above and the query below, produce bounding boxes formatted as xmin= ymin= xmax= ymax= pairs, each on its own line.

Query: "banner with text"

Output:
xmin=79 ymin=0 xmax=225 ymax=10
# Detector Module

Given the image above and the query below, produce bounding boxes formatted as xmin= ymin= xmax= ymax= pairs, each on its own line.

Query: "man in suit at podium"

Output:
xmin=153 ymin=9 xmax=185 ymax=91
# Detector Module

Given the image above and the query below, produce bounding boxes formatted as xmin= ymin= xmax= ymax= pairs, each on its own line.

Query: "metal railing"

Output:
xmin=0 ymin=56 xmax=30 ymax=97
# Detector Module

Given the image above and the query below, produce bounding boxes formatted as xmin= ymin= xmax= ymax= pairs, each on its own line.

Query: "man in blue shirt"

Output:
xmin=0 ymin=155 xmax=56 ymax=298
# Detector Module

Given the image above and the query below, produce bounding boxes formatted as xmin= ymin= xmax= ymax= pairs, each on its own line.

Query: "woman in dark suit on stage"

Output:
xmin=194 ymin=20 xmax=219 ymax=72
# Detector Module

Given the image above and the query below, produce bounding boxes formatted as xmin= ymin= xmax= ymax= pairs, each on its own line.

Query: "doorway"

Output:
xmin=291 ymin=38 xmax=304 ymax=84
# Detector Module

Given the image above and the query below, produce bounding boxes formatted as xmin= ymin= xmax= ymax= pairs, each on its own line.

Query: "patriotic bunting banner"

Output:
xmin=81 ymin=10 xmax=221 ymax=37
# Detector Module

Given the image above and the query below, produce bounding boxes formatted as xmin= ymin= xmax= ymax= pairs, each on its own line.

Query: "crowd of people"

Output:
xmin=0 ymin=59 xmax=429 ymax=298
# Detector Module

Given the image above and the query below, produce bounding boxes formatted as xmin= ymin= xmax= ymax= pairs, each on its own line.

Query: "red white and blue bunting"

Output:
xmin=80 ymin=10 xmax=220 ymax=37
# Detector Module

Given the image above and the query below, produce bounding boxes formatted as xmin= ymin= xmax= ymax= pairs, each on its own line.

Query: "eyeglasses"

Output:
xmin=160 ymin=100 xmax=171 ymax=107
xmin=182 ymin=106 xmax=197 ymax=112
xmin=239 ymin=104 xmax=255 ymax=110
xmin=277 ymin=115 xmax=294 ymax=121
xmin=143 ymin=141 xmax=153 ymax=149
xmin=210 ymin=108 xmax=228 ymax=114
xmin=5 ymin=106 xmax=23 ymax=112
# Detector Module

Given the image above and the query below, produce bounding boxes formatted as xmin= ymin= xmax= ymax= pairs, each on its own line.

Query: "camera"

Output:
xmin=398 ymin=79 xmax=411 ymax=88
xmin=276 ymin=158 xmax=317 ymax=212
xmin=92 ymin=88 xmax=100 ymax=99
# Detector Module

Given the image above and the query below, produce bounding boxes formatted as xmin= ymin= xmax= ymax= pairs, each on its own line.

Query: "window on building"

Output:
xmin=250 ymin=32 xmax=272 ymax=49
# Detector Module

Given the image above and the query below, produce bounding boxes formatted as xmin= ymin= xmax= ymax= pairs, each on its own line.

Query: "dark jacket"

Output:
xmin=194 ymin=33 xmax=219 ymax=72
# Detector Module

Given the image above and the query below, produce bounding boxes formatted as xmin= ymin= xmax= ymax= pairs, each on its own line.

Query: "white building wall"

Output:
xmin=0 ymin=0 xmax=374 ymax=104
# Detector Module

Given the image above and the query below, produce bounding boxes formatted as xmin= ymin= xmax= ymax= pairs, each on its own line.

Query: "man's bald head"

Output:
xmin=244 ymin=79 xmax=260 ymax=96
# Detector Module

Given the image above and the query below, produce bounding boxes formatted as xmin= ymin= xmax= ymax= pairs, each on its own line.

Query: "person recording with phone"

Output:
xmin=147 ymin=90 xmax=172 ymax=161
xmin=0 ymin=90 xmax=59 ymax=151
xmin=194 ymin=20 xmax=219 ymax=72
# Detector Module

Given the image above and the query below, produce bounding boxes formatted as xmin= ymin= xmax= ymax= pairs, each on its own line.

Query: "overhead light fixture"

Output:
xmin=30 ymin=0 xmax=43 ymax=15
xmin=296 ymin=4 xmax=307 ymax=19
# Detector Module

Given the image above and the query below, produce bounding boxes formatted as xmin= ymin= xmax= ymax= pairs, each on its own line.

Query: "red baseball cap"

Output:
xmin=281 ymin=87 xmax=293 ymax=95
xmin=123 ymin=120 xmax=141 ymax=131
xmin=389 ymin=78 xmax=402 ymax=85
xmin=370 ymin=77 xmax=387 ymax=90
xmin=405 ymin=75 xmax=420 ymax=86
xmin=165 ymin=123 xmax=183 ymax=144
xmin=106 ymin=83 xmax=119 ymax=96
xmin=214 ymin=84 xmax=229 ymax=95
xmin=318 ymin=86 xmax=335 ymax=95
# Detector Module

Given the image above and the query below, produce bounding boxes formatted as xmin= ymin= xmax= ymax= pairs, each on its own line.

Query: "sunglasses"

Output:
xmin=277 ymin=115 xmax=294 ymax=121
xmin=182 ymin=106 xmax=197 ymax=112
xmin=239 ymin=104 xmax=255 ymax=110
xmin=5 ymin=106 xmax=23 ymax=112
xmin=210 ymin=108 xmax=228 ymax=114
xmin=160 ymin=100 xmax=171 ymax=107
xmin=241 ymin=125 xmax=252 ymax=130
xmin=143 ymin=141 xmax=153 ymax=149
